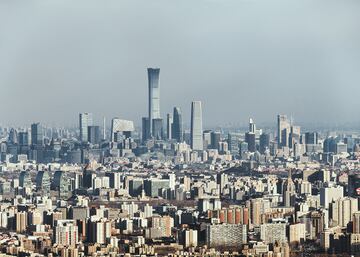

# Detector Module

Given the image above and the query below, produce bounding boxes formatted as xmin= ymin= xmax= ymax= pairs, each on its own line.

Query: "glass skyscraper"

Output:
xmin=166 ymin=113 xmax=173 ymax=140
xmin=36 ymin=170 xmax=51 ymax=196
xmin=172 ymin=107 xmax=183 ymax=142
xmin=148 ymin=68 xmax=160 ymax=136
xmin=79 ymin=112 xmax=93 ymax=142
xmin=31 ymin=123 xmax=43 ymax=146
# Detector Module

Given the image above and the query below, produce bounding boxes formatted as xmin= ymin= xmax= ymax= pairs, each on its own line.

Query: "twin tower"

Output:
xmin=142 ymin=68 xmax=203 ymax=151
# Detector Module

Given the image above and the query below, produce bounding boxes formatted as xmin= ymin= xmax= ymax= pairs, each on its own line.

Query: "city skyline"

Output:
xmin=1 ymin=0 xmax=360 ymax=126
xmin=1 ymin=1 xmax=360 ymax=256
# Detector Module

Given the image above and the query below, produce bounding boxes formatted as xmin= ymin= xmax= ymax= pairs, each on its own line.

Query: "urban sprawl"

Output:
xmin=0 ymin=69 xmax=359 ymax=257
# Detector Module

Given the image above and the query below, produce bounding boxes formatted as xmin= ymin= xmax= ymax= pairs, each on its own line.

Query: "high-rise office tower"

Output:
xmin=211 ymin=131 xmax=221 ymax=150
xmin=103 ymin=117 xmax=106 ymax=140
xmin=110 ymin=118 xmax=135 ymax=142
xmin=36 ymin=170 xmax=51 ymax=196
xmin=245 ymin=132 xmax=256 ymax=152
xmin=172 ymin=107 xmax=183 ymax=142
xmin=18 ymin=132 xmax=29 ymax=146
xmin=166 ymin=113 xmax=173 ymax=140
xmin=8 ymin=128 xmax=18 ymax=144
xmin=259 ymin=133 xmax=270 ymax=154
xmin=152 ymin=118 xmax=163 ymax=140
xmin=203 ymin=130 xmax=212 ymax=149
xmin=289 ymin=125 xmax=301 ymax=148
xmin=277 ymin=114 xmax=290 ymax=148
xmin=148 ymin=68 xmax=161 ymax=135
xmin=79 ymin=113 xmax=93 ymax=142
xmin=31 ymin=123 xmax=43 ymax=146
xmin=190 ymin=101 xmax=203 ymax=151
xmin=228 ymin=133 xmax=240 ymax=154
xmin=53 ymin=171 xmax=70 ymax=200
xmin=305 ymin=132 xmax=318 ymax=145
xmin=249 ymin=118 xmax=256 ymax=133
xmin=88 ymin=126 xmax=101 ymax=144
xmin=19 ymin=171 xmax=32 ymax=188
xmin=142 ymin=117 xmax=150 ymax=142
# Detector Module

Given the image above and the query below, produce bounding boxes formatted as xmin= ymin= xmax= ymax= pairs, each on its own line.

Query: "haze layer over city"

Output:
xmin=1 ymin=0 xmax=360 ymax=127
xmin=0 ymin=1 xmax=360 ymax=257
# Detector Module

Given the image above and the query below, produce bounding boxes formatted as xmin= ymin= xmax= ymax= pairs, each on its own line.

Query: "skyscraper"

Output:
xmin=210 ymin=131 xmax=221 ymax=150
xmin=88 ymin=126 xmax=101 ymax=144
xmin=53 ymin=171 xmax=70 ymax=200
xmin=103 ymin=116 xmax=106 ymax=140
xmin=228 ymin=132 xmax=240 ymax=154
xmin=305 ymin=132 xmax=318 ymax=145
xmin=245 ymin=132 xmax=256 ymax=152
xmin=289 ymin=125 xmax=301 ymax=148
xmin=110 ymin=118 xmax=135 ymax=142
xmin=190 ymin=101 xmax=203 ymax=151
xmin=277 ymin=114 xmax=290 ymax=148
xmin=148 ymin=68 xmax=160 ymax=135
xmin=79 ymin=113 xmax=93 ymax=142
xmin=172 ymin=107 xmax=183 ymax=142
xmin=142 ymin=117 xmax=150 ymax=142
xmin=36 ymin=170 xmax=51 ymax=196
xmin=31 ymin=123 xmax=43 ymax=146
xmin=166 ymin=113 xmax=173 ymax=140
xmin=259 ymin=133 xmax=270 ymax=154
xmin=249 ymin=118 xmax=256 ymax=133
xmin=152 ymin=118 xmax=163 ymax=140
xmin=18 ymin=131 xmax=29 ymax=146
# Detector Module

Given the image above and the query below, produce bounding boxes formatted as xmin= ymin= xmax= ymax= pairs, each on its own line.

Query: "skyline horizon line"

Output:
xmin=1 ymin=117 xmax=360 ymax=132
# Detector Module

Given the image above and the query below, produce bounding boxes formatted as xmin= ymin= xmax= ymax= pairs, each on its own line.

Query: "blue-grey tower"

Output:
xmin=31 ymin=123 xmax=43 ymax=146
xmin=172 ymin=107 xmax=183 ymax=142
xmin=148 ymin=68 xmax=161 ymax=137
xmin=190 ymin=101 xmax=203 ymax=150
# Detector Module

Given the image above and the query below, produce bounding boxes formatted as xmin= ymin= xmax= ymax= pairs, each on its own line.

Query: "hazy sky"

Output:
xmin=1 ymin=0 xmax=360 ymax=127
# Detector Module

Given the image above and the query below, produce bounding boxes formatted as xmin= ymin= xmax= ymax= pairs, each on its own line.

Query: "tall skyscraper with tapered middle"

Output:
xmin=172 ymin=107 xmax=183 ymax=142
xmin=148 ymin=68 xmax=161 ymax=136
xmin=79 ymin=113 xmax=93 ymax=142
xmin=190 ymin=101 xmax=203 ymax=151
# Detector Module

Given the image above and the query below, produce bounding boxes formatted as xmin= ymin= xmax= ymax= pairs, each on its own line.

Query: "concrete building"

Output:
xmin=320 ymin=186 xmax=344 ymax=209
xmin=206 ymin=224 xmax=247 ymax=248
xmin=54 ymin=220 xmax=79 ymax=246
xmin=260 ymin=222 xmax=287 ymax=244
